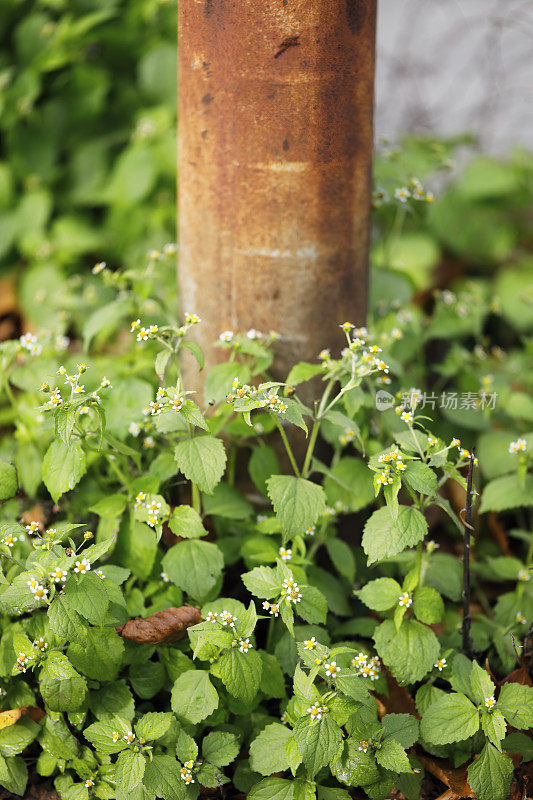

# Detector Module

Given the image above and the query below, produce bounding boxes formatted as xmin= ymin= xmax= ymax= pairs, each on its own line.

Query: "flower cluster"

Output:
xmin=393 ymin=178 xmax=434 ymax=204
xmin=376 ymin=446 xmax=406 ymax=486
xmin=19 ymin=332 xmax=42 ymax=357
xmin=226 ymin=377 xmax=287 ymax=415
xmin=180 ymin=761 xmax=195 ymax=784
xmin=281 ymin=577 xmax=302 ymax=604
xmin=351 ymin=652 xmax=381 ymax=681
xmin=262 ymin=601 xmax=280 ymax=617
xmin=339 ymin=325 xmax=392 ymax=380
xmin=148 ymin=386 xmax=185 ymax=416
xmin=509 ymin=438 xmax=527 ymax=454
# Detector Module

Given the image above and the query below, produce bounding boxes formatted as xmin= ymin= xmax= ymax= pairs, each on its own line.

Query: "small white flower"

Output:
xmin=74 ymin=558 xmax=91 ymax=575
xmin=305 ymin=524 xmax=316 ymax=536
xmin=96 ymin=570 xmax=105 ymax=580
xmin=137 ymin=328 xmax=149 ymax=342
xmin=518 ymin=569 xmax=530 ymax=582
xmin=185 ymin=313 xmax=201 ymax=325
xmin=434 ymin=658 xmax=447 ymax=671
xmin=246 ymin=328 xmax=262 ymax=340
xmin=304 ymin=637 xmax=317 ymax=650
xmin=143 ymin=436 xmax=155 ymax=449
xmin=50 ymin=568 xmax=67 ymax=584
xmin=147 ymin=500 xmax=161 ymax=514
xmin=205 ymin=610 xmax=218 ymax=622
xmin=160 ymin=572 xmax=169 ymax=583
xmin=352 ymin=652 xmax=368 ymax=667
xmin=128 ymin=422 xmax=141 ymax=437
xmin=92 ymin=262 xmax=106 ymax=275
xmin=100 ymin=376 xmax=112 ymax=389
xmin=325 ymin=661 xmax=340 ymax=679
xmin=85 ymin=780 xmax=94 ymax=788
xmin=239 ymin=638 xmax=252 ymax=653
xmin=33 ymin=637 xmax=47 ymax=651
xmin=32 ymin=585 xmax=48 ymax=601
xmin=220 ymin=610 xmax=237 ymax=627
xmin=219 ymin=331 xmax=234 ymax=342
xmin=358 ymin=741 xmax=369 ymax=753
xmin=268 ymin=603 xmax=279 ymax=617
xmin=112 ymin=731 xmax=120 ymax=742
xmin=279 ymin=547 xmax=292 ymax=561
xmin=516 ymin=612 xmax=526 ymax=624
xmin=394 ymin=187 xmax=411 ymax=203
xmin=398 ymin=592 xmax=412 ymax=608
xmin=509 ymin=438 xmax=527 ymax=454
xmin=26 ymin=521 xmax=40 ymax=534
xmin=123 ymin=731 xmax=135 ymax=743
xmin=3 ymin=534 xmax=18 ymax=548
xmin=307 ymin=704 xmax=323 ymax=721
xmin=485 ymin=696 xmax=496 ymax=710
xmin=426 ymin=540 xmax=439 ymax=553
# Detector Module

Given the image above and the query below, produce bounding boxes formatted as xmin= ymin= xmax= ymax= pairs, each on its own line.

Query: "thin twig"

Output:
xmin=462 ymin=448 xmax=476 ymax=659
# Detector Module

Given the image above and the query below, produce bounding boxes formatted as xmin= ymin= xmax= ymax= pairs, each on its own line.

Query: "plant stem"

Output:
xmin=275 ymin=418 xmax=300 ymax=477
xmin=191 ymin=482 xmax=201 ymax=514
xmin=462 ymin=448 xmax=475 ymax=659
xmin=301 ymin=420 xmax=320 ymax=478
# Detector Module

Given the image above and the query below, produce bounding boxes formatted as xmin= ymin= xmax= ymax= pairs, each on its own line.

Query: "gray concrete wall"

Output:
xmin=375 ymin=0 xmax=533 ymax=153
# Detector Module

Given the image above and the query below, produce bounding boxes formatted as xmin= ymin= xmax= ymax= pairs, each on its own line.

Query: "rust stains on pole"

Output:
xmin=178 ymin=0 xmax=376 ymax=390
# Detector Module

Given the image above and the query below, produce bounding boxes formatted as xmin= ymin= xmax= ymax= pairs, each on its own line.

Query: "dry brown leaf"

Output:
xmin=415 ymin=750 xmax=475 ymax=798
xmin=116 ymin=606 xmax=202 ymax=644
xmin=0 ymin=706 xmax=45 ymax=731
xmin=374 ymin=669 xmax=419 ymax=719
xmin=499 ymin=666 xmax=533 ymax=687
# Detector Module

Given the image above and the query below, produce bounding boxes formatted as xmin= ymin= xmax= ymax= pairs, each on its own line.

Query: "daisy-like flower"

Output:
xmin=426 ymin=540 xmax=439 ymax=553
xmin=143 ymin=436 xmax=155 ymax=449
xmin=451 ymin=437 xmax=461 ymax=447
xmin=50 ymin=568 xmax=68 ymax=584
xmin=239 ymin=638 xmax=252 ymax=653
xmin=74 ymin=558 xmax=91 ymax=575
xmin=3 ymin=534 xmax=19 ymax=548
xmin=516 ymin=612 xmax=526 ymax=624
xmin=128 ymin=422 xmax=141 ymax=437
xmin=262 ymin=601 xmax=270 ymax=611
xmin=20 ymin=332 xmax=37 ymax=350
xmin=277 ymin=401 xmax=287 ymax=414
xmin=398 ymin=592 xmax=412 ymax=608
xmin=434 ymin=658 xmax=447 ymax=672
xmin=304 ymin=525 xmax=316 ymax=536
xmin=485 ymin=696 xmax=496 ymax=710
xmin=509 ymin=438 xmax=527 ymax=454
xmin=518 ymin=569 xmax=530 ymax=582
xmin=147 ymin=500 xmax=162 ymax=515
xmin=220 ymin=610 xmax=237 ymax=628
xmin=33 ymin=637 xmax=47 ymax=652
xmin=246 ymin=328 xmax=261 ymax=339
xmin=427 ymin=436 xmax=438 ymax=447
xmin=286 ymin=587 xmax=302 ymax=604
xmin=149 ymin=401 xmax=162 ymax=415
xmin=149 ymin=324 xmax=159 ymax=336
xmin=130 ymin=319 xmax=141 ymax=332
xmin=96 ymin=570 xmax=105 ymax=580
xmin=304 ymin=637 xmax=317 ymax=650
xmin=394 ymin=187 xmax=411 ymax=203
xmin=280 ymin=713 xmax=287 ymax=724
xmin=400 ymin=410 xmax=413 ymax=424
xmin=26 ymin=521 xmax=40 ymax=534
xmin=27 ymin=578 xmax=39 ymax=592
xmin=92 ymin=262 xmax=106 ymax=274
xmin=171 ymin=396 xmax=184 ymax=411
xmin=325 ymin=662 xmax=340 ymax=679
xmin=219 ymin=331 xmax=234 ymax=342
xmin=352 ymin=652 xmax=368 ymax=667
xmin=360 ymin=663 xmax=374 ymax=679
xmin=307 ymin=704 xmax=323 ymax=721
xmin=33 ymin=585 xmax=48 ymax=601
xmin=16 ymin=652 xmax=28 ymax=666
xmin=100 ymin=376 xmax=112 ymax=389
xmin=268 ymin=603 xmax=279 ymax=617
xmin=123 ymin=731 xmax=135 ymax=743
xmin=134 ymin=492 xmax=146 ymax=508
xmin=185 ymin=313 xmax=201 ymax=325
xmin=156 ymin=386 xmax=165 ymax=399
xmin=137 ymin=328 xmax=149 ymax=342
xmin=112 ymin=731 xmax=120 ymax=742
xmin=147 ymin=515 xmax=158 ymax=528
xmin=85 ymin=780 xmax=94 ymax=788
xmin=205 ymin=610 xmax=218 ymax=622
xmin=163 ymin=243 xmax=177 ymax=255
xmin=279 ymin=547 xmax=292 ymax=561
xmin=160 ymin=572 xmax=169 ymax=583
xmin=358 ymin=741 xmax=369 ymax=753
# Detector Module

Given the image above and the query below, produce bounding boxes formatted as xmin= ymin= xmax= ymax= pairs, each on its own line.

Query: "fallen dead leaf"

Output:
xmin=116 ymin=606 xmax=202 ymax=644
xmin=0 ymin=706 xmax=45 ymax=731
xmin=414 ymin=750 xmax=475 ymax=798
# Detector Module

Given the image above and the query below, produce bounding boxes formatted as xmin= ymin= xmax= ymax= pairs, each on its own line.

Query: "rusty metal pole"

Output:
xmin=178 ymin=0 xmax=376 ymax=390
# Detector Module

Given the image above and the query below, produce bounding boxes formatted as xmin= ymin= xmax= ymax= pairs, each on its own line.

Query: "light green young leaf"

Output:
xmin=297 ymin=585 xmax=327 ymax=624
xmin=420 ymin=693 xmax=479 ymax=745
xmin=467 ymin=744 xmax=514 ymax=800
xmin=324 ymin=539 xmax=356 ymax=583
xmin=114 ymin=749 xmax=146 ymax=794
xmin=267 ymin=476 xmax=326 ymax=539
xmin=248 ymin=777 xmax=295 ymax=800
xmin=162 ymin=539 xmax=223 ymax=601
xmin=412 ymin=586 xmax=444 ymax=624
xmin=40 ymin=652 xmax=87 ymax=712
xmin=402 ymin=461 xmax=438 ymax=496
xmin=171 ymin=670 xmax=218 ymax=724
xmin=470 ymin=662 xmax=495 ymax=706
xmin=174 ymin=436 xmax=226 ymax=494
xmin=362 ymin=506 xmax=428 ymax=564
xmin=374 ymin=739 xmax=412 ymax=773
xmin=481 ymin=709 xmax=507 ymax=750
xmin=293 ymin=713 xmax=343 ymax=778
xmin=0 ymin=462 xmax=17 ymax=501
xmin=242 ymin=566 xmax=281 ymax=599
xmin=135 ymin=712 xmax=173 ymax=742
xmin=63 ymin=572 xmax=109 ymax=625
xmin=381 ymin=713 xmax=419 ymax=748
xmin=143 ymin=754 xmax=187 ymax=800
xmin=374 ymin=619 xmax=439 ymax=684
xmin=358 ymin=578 xmax=402 ymax=611
xmin=219 ymin=648 xmax=262 ymax=704
xmin=202 ymin=731 xmax=240 ymax=767
xmin=495 ymin=682 xmax=533 ymax=729
xmin=42 ymin=440 xmax=87 ymax=503
xmin=331 ymin=739 xmax=380 ymax=787
xmin=168 ymin=505 xmax=206 ymax=539
xmin=250 ymin=723 xmax=292 ymax=775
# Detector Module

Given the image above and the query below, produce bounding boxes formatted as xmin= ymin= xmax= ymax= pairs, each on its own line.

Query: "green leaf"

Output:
xmin=135 ymin=712 xmax=173 ymax=743
xmin=168 ymin=505 xmax=206 ymax=539
xmin=181 ymin=340 xmax=205 ymax=370
xmin=470 ymin=662 xmax=496 ymax=705
xmin=297 ymin=585 xmax=327 ymax=624
xmin=68 ymin=627 xmax=124 ymax=681
xmin=114 ymin=750 xmax=145 ymax=793
xmin=374 ymin=619 xmax=439 ymax=684
xmin=162 ymin=539 xmax=223 ymax=601
xmin=423 ymin=553 xmax=463 ymax=601
xmin=381 ymin=713 xmax=419 ymax=748
xmin=480 ymin=474 xmax=533 ymax=513
xmin=83 ymin=720 xmax=129 ymax=755
xmin=130 ymin=661 xmax=166 ymax=699
xmin=467 ymin=744 xmax=514 ymax=800
xmin=325 ymin=539 xmax=356 ymax=583
xmin=375 ymin=739 xmax=411 ymax=773
xmin=403 ymin=461 xmax=438 ymax=496
xmin=250 ymin=724 xmax=292 ymax=776
xmin=242 ymin=566 xmax=280 ymax=598
xmin=358 ymin=578 xmax=401 ymax=611
xmin=202 ymin=731 xmax=240 ymax=767
xmin=420 ymin=693 xmax=479 ymax=745
xmin=63 ymin=572 xmax=109 ymax=625
xmin=0 ymin=755 xmax=28 ymax=796
xmin=40 ymin=652 xmax=87 ymax=712
xmin=171 ymin=670 xmax=218 ymax=724
xmin=495 ymin=682 xmax=533 ymax=729
xmin=412 ymin=586 xmax=444 ymax=624
xmin=202 ymin=483 xmax=253 ymax=519
xmin=144 ymin=754 xmax=187 ymax=800
xmin=286 ymin=362 xmax=324 ymax=386
xmin=481 ymin=709 xmax=507 ymax=749
xmin=331 ymin=739 xmax=380 ymax=787
xmin=0 ymin=462 xmax=17 ymax=501
xmin=219 ymin=648 xmax=262 ymax=704
xmin=89 ymin=494 xmax=128 ymax=518
xmin=42 ymin=440 xmax=87 ymax=503
xmin=362 ymin=506 xmax=428 ymax=564
xmin=249 ymin=444 xmax=280 ymax=496
xmin=293 ymin=713 xmax=343 ymax=777
xmin=267 ymin=476 xmax=326 ymax=539
xmin=0 ymin=720 xmax=39 ymax=757
xmin=260 ymin=651 xmax=286 ymax=699
xmin=248 ymin=777 xmax=294 ymax=800
xmin=174 ymin=436 xmax=226 ymax=494
xmin=322 ymin=457 xmax=374 ymax=513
